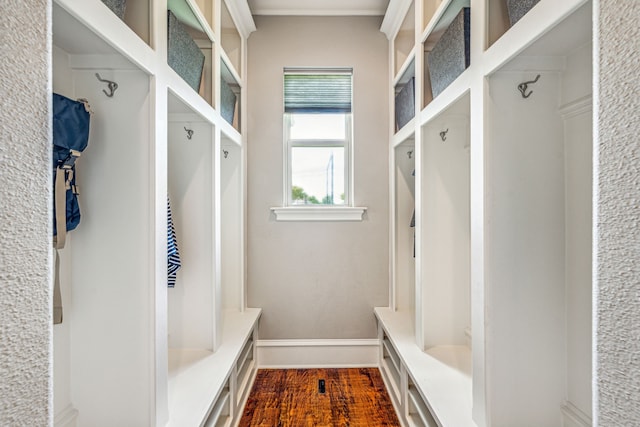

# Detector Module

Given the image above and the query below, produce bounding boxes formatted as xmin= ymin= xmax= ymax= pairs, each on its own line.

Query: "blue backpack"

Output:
xmin=52 ymin=93 xmax=91 ymax=249
xmin=52 ymin=93 xmax=91 ymax=324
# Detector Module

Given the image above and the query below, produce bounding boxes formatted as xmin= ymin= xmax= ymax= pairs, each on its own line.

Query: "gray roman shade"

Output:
xmin=284 ymin=69 xmax=352 ymax=114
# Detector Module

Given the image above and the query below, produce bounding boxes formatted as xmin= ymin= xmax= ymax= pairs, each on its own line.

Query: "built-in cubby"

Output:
xmin=394 ymin=1 xmax=416 ymax=76
xmin=168 ymin=0 xmax=215 ymax=106
xmin=393 ymin=139 xmax=416 ymax=314
xmin=221 ymin=137 xmax=243 ymax=310
xmin=220 ymin=60 xmax=241 ymax=131
xmin=394 ymin=60 xmax=416 ymax=134
xmin=418 ymin=93 xmax=470 ymax=351
xmin=376 ymin=309 xmax=473 ymax=426
xmin=221 ymin=0 xmax=242 ymax=77
xmin=487 ymin=0 xmax=549 ymax=48
xmin=98 ymin=0 xmax=151 ymax=46
xmin=382 ymin=331 xmax=403 ymax=404
xmin=485 ymin=3 xmax=593 ymax=426
xmin=203 ymin=379 xmax=231 ymax=427
xmin=422 ymin=0 xmax=443 ymax=32
xmin=407 ymin=377 xmax=438 ymax=427
xmin=193 ymin=0 xmax=215 ymax=31
xmin=421 ymin=0 xmax=470 ymax=109
xmin=383 ymin=0 xmax=593 ymax=425
xmin=234 ymin=328 xmax=257 ymax=411
xmin=52 ymin=0 xmax=257 ymax=426
xmin=52 ymin=6 xmax=155 ymax=425
xmin=167 ymin=93 xmax=215 ymax=358
xmin=168 ymin=311 xmax=260 ymax=426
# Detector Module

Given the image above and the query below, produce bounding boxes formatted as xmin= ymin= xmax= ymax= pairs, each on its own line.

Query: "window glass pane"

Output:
xmin=291 ymin=146 xmax=345 ymax=205
xmin=289 ymin=114 xmax=346 ymax=140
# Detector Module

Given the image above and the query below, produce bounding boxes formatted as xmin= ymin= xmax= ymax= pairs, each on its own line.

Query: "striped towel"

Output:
xmin=167 ymin=196 xmax=181 ymax=288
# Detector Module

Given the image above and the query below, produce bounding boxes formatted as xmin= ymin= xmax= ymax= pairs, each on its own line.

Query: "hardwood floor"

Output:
xmin=239 ymin=368 xmax=400 ymax=427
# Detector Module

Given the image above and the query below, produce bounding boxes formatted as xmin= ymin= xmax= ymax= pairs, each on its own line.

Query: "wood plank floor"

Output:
xmin=238 ymin=368 xmax=400 ymax=427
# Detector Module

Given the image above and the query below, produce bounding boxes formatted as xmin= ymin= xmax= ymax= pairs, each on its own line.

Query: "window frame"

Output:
xmin=274 ymin=68 xmax=365 ymax=221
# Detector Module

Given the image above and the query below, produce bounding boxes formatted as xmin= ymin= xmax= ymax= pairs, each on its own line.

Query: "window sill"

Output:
xmin=271 ymin=206 xmax=367 ymax=222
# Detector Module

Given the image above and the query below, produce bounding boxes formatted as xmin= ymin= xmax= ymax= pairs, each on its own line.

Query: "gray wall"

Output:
xmin=0 ymin=0 xmax=52 ymax=425
xmin=596 ymin=1 xmax=640 ymax=425
xmin=246 ymin=16 xmax=389 ymax=340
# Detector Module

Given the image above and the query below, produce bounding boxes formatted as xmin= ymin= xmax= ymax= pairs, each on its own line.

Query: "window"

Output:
xmin=283 ymin=69 xmax=352 ymax=207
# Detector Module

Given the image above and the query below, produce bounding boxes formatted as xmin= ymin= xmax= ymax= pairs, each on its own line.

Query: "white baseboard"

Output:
xmin=256 ymin=339 xmax=379 ymax=368
xmin=561 ymin=402 xmax=592 ymax=427
xmin=54 ymin=404 xmax=78 ymax=427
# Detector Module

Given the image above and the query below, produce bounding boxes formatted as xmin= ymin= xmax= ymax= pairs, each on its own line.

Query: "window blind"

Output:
xmin=284 ymin=71 xmax=352 ymax=114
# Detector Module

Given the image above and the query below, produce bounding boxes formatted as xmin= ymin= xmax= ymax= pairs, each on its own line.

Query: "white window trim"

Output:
xmin=275 ymin=69 xmax=366 ymax=222
xmin=271 ymin=206 xmax=367 ymax=222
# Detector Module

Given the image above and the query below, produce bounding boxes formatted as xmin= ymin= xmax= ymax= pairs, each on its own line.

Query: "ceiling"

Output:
xmin=247 ymin=0 xmax=391 ymax=16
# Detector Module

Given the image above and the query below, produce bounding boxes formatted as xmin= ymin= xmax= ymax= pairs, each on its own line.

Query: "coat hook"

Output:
xmin=517 ymin=74 xmax=540 ymax=98
xmin=223 ymin=150 xmax=229 ymax=159
xmin=184 ymin=127 xmax=194 ymax=140
xmin=407 ymin=150 xmax=413 ymax=159
xmin=95 ymin=73 xmax=118 ymax=97
xmin=440 ymin=129 xmax=449 ymax=141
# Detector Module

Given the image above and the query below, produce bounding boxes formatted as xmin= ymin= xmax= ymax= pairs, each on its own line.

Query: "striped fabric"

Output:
xmin=167 ymin=196 xmax=181 ymax=288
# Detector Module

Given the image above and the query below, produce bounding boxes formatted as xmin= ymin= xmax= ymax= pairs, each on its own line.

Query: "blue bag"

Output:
xmin=52 ymin=93 xmax=91 ymax=248
xmin=52 ymin=93 xmax=91 ymax=324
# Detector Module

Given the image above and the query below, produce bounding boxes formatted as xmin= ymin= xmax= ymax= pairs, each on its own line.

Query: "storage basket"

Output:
xmin=395 ymin=77 xmax=415 ymax=131
xmin=427 ymin=7 xmax=471 ymax=99
xmin=220 ymin=79 xmax=237 ymax=126
xmin=168 ymin=10 xmax=205 ymax=92
xmin=101 ymin=0 xmax=126 ymax=20
xmin=506 ymin=0 xmax=541 ymax=26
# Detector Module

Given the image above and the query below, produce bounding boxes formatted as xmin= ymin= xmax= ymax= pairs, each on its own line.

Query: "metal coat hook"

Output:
xmin=184 ymin=127 xmax=194 ymax=140
xmin=223 ymin=150 xmax=229 ymax=159
xmin=95 ymin=73 xmax=118 ymax=97
xmin=407 ymin=150 xmax=413 ymax=159
xmin=518 ymin=74 xmax=540 ymax=98
xmin=440 ymin=129 xmax=449 ymax=141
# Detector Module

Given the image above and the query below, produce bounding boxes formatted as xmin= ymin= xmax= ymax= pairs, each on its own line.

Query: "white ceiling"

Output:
xmin=248 ymin=0 xmax=390 ymax=16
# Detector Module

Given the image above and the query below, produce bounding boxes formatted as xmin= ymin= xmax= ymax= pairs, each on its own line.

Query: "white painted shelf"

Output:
xmin=375 ymin=307 xmax=473 ymax=427
xmin=168 ymin=308 xmax=261 ymax=427
xmin=483 ymin=0 xmax=589 ymax=75
xmin=54 ymin=0 xmax=155 ymax=73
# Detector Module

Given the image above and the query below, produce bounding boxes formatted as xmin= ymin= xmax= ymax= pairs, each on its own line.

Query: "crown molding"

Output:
xmin=249 ymin=0 xmax=389 ymax=16
xmin=380 ymin=0 xmax=413 ymax=39
xmin=225 ymin=0 xmax=256 ymax=38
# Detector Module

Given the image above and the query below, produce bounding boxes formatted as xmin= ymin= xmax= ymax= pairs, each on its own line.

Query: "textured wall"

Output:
xmin=247 ymin=16 xmax=389 ymax=340
xmin=0 ymin=0 xmax=52 ymax=425
xmin=596 ymin=0 xmax=640 ymax=425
